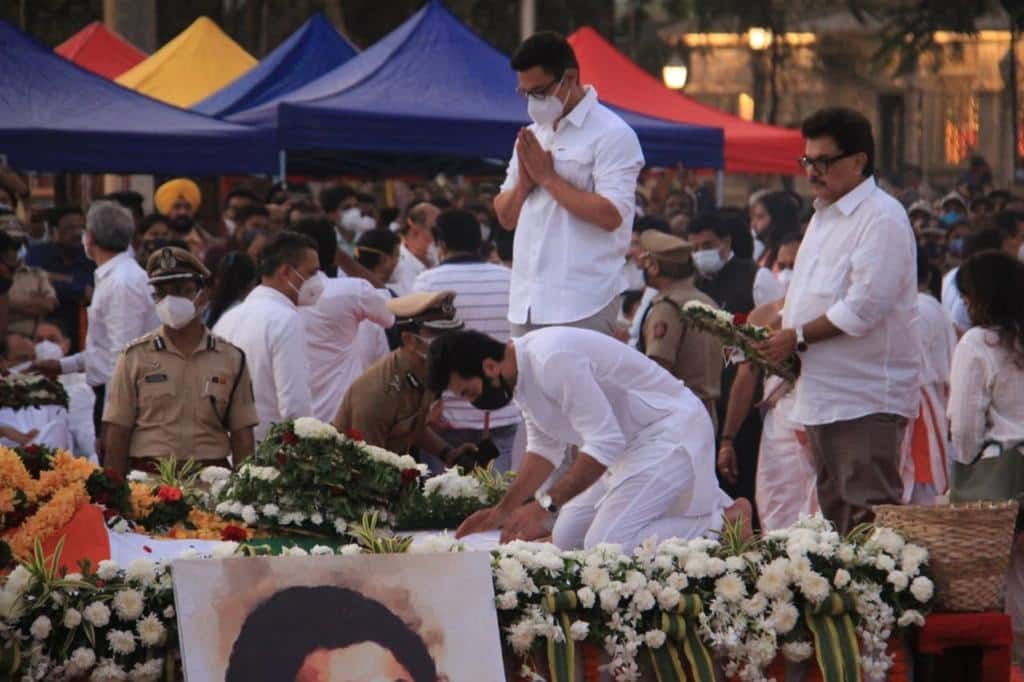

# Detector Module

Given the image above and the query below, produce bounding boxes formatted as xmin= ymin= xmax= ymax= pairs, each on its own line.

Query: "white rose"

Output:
xmin=107 ymin=628 xmax=137 ymax=655
xmin=887 ymin=570 xmax=909 ymax=592
xmin=63 ymin=608 xmax=82 ymax=629
xmin=96 ymin=559 xmax=120 ymax=581
xmin=897 ymin=609 xmax=926 ymax=628
xmin=910 ymin=576 xmax=934 ymax=603
xmin=84 ymin=602 xmax=111 ymax=627
xmin=137 ymin=613 xmax=167 ymax=647
xmin=497 ymin=592 xmax=519 ymax=610
xmin=577 ymin=587 xmax=596 ymax=609
xmin=569 ymin=620 xmax=590 ymax=641
xmin=715 ymin=573 xmax=747 ymax=602
xmin=833 ymin=568 xmax=851 ymax=589
xmin=644 ymin=629 xmax=667 ymax=649
xmin=29 ymin=615 xmax=51 ymax=640
xmin=125 ymin=558 xmax=156 ymax=585
xmin=113 ymin=588 xmax=145 ymax=621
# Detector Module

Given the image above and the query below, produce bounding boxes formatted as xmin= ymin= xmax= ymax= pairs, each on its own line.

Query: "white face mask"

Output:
xmin=693 ymin=248 xmax=726 ymax=277
xmin=776 ymin=268 xmax=793 ymax=292
xmin=290 ymin=268 xmax=325 ymax=306
xmin=526 ymin=76 xmax=566 ymax=127
xmin=155 ymin=295 xmax=199 ymax=330
xmin=34 ymin=340 xmax=64 ymax=361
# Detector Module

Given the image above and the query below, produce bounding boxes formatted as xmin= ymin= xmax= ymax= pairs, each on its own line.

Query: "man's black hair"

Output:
xmin=355 ymin=228 xmax=400 ymax=270
xmin=225 ymin=586 xmax=436 ymax=682
xmin=801 ymin=107 xmax=875 ymax=177
xmin=427 ymin=330 xmax=507 ymax=394
xmin=511 ymin=31 xmax=578 ymax=79
xmin=292 ymin=217 xmax=339 ymax=278
xmin=436 ymin=209 xmax=481 ymax=254
xmin=258 ymin=231 xmax=317 ymax=278
xmin=320 ymin=185 xmax=357 ymax=214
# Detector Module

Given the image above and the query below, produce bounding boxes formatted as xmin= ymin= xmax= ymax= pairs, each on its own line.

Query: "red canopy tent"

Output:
xmin=55 ymin=21 xmax=146 ymax=79
xmin=568 ymin=27 xmax=804 ymax=175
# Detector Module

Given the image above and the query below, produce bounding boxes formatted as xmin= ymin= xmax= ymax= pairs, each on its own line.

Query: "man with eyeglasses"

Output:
xmin=213 ymin=232 xmax=321 ymax=441
xmin=755 ymin=107 xmax=920 ymax=534
xmin=495 ymin=31 xmax=644 ymax=338
xmin=102 ymin=247 xmax=258 ymax=475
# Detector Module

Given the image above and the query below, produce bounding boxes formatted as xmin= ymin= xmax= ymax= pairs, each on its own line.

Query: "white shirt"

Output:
xmin=941 ymin=267 xmax=972 ymax=333
xmin=60 ymin=251 xmax=158 ymax=388
xmin=916 ymin=292 xmax=957 ymax=390
xmin=512 ymin=328 xmax=715 ymax=504
xmin=388 ymin=243 xmax=430 ymax=296
xmin=782 ymin=177 xmax=921 ymax=425
xmin=413 ymin=258 xmax=519 ymax=430
xmin=948 ymin=327 xmax=1024 ymax=462
xmin=213 ymin=285 xmax=312 ymax=440
xmin=501 ymin=86 xmax=644 ymax=325
xmin=301 ymin=276 xmax=395 ymax=423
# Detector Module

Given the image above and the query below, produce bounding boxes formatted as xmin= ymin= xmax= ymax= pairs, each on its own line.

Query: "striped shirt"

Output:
xmin=413 ymin=258 xmax=520 ymax=430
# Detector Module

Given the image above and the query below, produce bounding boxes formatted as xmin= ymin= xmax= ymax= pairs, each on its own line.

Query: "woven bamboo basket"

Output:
xmin=873 ymin=501 xmax=1018 ymax=612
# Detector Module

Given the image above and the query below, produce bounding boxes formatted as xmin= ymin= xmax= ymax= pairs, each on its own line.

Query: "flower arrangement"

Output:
xmin=214 ymin=418 xmax=507 ymax=537
xmin=679 ymin=301 xmax=797 ymax=382
xmin=0 ymin=373 xmax=69 ymax=411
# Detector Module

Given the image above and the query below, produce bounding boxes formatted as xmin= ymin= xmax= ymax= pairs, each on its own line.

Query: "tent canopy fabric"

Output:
xmin=568 ymin=27 xmax=804 ymax=175
xmin=0 ymin=21 xmax=276 ymax=175
xmin=116 ymin=17 xmax=257 ymax=107
xmin=54 ymin=21 xmax=146 ymax=79
xmin=193 ymin=13 xmax=357 ymax=118
xmin=231 ymin=1 xmax=723 ymax=170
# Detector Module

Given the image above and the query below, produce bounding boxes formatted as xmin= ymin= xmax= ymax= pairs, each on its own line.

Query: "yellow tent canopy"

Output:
xmin=116 ymin=17 xmax=257 ymax=108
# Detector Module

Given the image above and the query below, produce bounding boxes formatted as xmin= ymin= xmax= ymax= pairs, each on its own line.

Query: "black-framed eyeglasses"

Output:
xmin=516 ymin=75 xmax=564 ymax=100
xmin=797 ymin=152 xmax=857 ymax=174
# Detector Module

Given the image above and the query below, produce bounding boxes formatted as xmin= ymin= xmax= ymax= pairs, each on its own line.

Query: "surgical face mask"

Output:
xmin=693 ymin=248 xmax=726 ymax=277
xmin=526 ymin=76 xmax=566 ymax=127
xmin=776 ymin=268 xmax=793 ymax=292
xmin=289 ymin=268 xmax=325 ymax=306
xmin=155 ymin=294 xmax=199 ymax=330
xmin=34 ymin=340 xmax=64 ymax=361
xmin=471 ymin=373 xmax=514 ymax=411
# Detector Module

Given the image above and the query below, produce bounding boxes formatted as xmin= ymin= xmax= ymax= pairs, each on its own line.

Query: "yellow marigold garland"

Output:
xmin=6 ymin=482 xmax=90 ymax=558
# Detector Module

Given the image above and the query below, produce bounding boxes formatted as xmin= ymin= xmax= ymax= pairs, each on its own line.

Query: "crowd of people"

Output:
xmin=1 ymin=27 xmax=1023 ymax=653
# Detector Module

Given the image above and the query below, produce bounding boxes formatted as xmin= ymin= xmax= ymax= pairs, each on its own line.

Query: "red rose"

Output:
xmin=221 ymin=525 xmax=248 ymax=542
xmin=276 ymin=453 xmax=287 ymax=467
xmin=401 ymin=468 xmax=420 ymax=486
xmin=156 ymin=484 xmax=183 ymax=503
xmin=282 ymin=430 xmax=298 ymax=445
xmin=345 ymin=427 xmax=363 ymax=441
xmin=733 ymin=313 xmax=748 ymax=325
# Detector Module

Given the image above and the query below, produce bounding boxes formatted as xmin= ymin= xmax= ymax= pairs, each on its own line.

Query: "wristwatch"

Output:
xmin=534 ymin=491 xmax=559 ymax=514
xmin=795 ymin=326 xmax=809 ymax=353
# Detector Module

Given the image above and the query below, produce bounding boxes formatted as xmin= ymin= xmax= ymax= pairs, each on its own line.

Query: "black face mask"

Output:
xmin=471 ymin=373 xmax=513 ymax=411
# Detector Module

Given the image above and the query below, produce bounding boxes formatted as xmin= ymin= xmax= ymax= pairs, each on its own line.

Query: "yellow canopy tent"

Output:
xmin=116 ymin=17 xmax=257 ymax=108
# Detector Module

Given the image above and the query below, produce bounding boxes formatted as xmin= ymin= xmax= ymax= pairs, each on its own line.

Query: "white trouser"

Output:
xmin=552 ymin=436 xmax=729 ymax=553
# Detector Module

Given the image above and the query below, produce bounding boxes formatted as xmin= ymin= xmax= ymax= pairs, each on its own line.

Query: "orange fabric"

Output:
xmin=567 ymin=27 xmax=805 ymax=175
xmin=40 ymin=503 xmax=111 ymax=575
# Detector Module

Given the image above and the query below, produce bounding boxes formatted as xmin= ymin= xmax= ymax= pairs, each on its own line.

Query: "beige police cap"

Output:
xmin=147 ymin=246 xmax=211 ymax=285
xmin=640 ymin=230 xmax=693 ymax=265
xmin=387 ymin=291 xmax=463 ymax=331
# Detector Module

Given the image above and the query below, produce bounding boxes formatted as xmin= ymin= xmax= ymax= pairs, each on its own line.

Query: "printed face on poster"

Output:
xmin=172 ymin=552 xmax=504 ymax=682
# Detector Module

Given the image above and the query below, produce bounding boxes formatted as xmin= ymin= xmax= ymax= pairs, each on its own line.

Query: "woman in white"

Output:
xmin=947 ymin=250 xmax=1024 ymax=665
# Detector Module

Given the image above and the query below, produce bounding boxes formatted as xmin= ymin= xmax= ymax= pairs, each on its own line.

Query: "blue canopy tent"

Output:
xmin=0 ymin=21 xmax=276 ymax=175
xmin=230 ymin=1 xmax=723 ymax=176
xmin=192 ymin=13 xmax=356 ymax=118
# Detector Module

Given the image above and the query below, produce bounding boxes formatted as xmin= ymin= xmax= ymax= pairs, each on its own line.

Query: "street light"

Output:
xmin=662 ymin=52 xmax=688 ymax=90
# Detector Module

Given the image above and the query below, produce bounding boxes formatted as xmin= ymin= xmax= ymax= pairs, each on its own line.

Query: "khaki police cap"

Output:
xmin=639 ymin=230 xmax=693 ymax=265
xmin=147 ymin=246 xmax=211 ymax=285
xmin=387 ymin=291 xmax=462 ymax=331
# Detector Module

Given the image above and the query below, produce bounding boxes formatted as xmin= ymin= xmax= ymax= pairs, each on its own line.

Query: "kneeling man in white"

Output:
xmin=428 ymin=327 xmax=747 ymax=552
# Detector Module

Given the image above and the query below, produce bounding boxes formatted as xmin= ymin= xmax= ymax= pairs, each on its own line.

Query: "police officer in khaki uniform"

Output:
xmin=637 ymin=230 xmax=724 ymax=427
xmin=103 ymin=247 xmax=258 ymax=475
xmin=334 ymin=291 xmax=479 ymax=470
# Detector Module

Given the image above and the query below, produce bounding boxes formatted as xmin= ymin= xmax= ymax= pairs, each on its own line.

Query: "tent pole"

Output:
xmin=278 ymin=150 xmax=288 ymax=189
xmin=715 ymin=169 xmax=725 ymax=207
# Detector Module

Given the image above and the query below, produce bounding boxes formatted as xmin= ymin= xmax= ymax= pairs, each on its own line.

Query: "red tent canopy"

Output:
xmin=55 ymin=21 xmax=146 ymax=80
xmin=568 ymin=27 xmax=804 ymax=175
